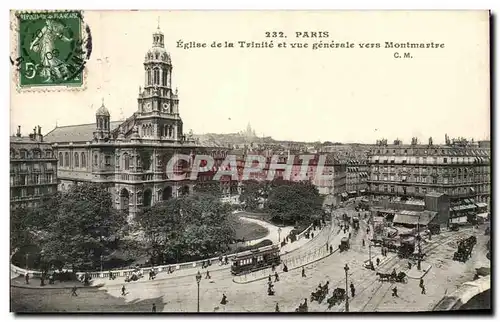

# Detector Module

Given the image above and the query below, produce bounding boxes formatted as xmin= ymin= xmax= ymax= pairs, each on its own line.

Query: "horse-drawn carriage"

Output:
xmin=339 ymin=237 xmax=350 ymax=252
xmin=327 ymin=288 xmax=346 ymax=309
xmin=398 ymin=238 xmax=416 ymax=258
xmin=376 ymin=271 xmax=407 ymax=283
xmin=310 ymin=283 xmax=329 ymax=304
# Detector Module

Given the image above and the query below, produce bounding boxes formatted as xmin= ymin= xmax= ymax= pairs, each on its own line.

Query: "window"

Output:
xmin=422 ymin=187 xmax=427 ymax=194
xmin=443 ymin=158 xmax=447 ymax=163
xmin=94 ymin=154 xmax=98 ymax=165
xmin=74 ymin=152 xmax=79 ymax=167
xmin=64 ymin=152 xmax=70 ymax=167
xmin=45 ymin=150 xmax=52 ymax=158
xmin=390 ymin=186 xmax=395 ymax=193
xmin=416 ymin=187 xmax=420 ymax=193
xmin=34 ymin=187 xmax=40 ymax=196
xmin=20 ymin=150 xmax=27 ymax=159
xmin=153 ymin=68 xmax=160 ymax=85
xmin=59 ymin=152 xmax=63 ymax=166
xmin=81 ymin=152 xmax=86 ymax=167
xmin=124 ymin=153 xmax=130 ymax=170
xmin=47 ymin=174 xmax=53 ymax=183
xmin=105 ymin=156 xmax=111 ymax=166
xmin=390 ymin=160 xmax=395 ymax=164
xmin=33 ymin=150 xmax=41 ymax=159
xmin=432 ymin=177 xmax=437 ymax=184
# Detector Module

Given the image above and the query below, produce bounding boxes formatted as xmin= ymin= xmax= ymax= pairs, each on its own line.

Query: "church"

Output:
xmin=44 ymin=26 xmax=229 ymax=219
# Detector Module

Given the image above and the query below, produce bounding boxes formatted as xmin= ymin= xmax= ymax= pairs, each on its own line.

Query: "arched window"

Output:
xmin=81 ymin=152 xmax=86 ymax=167
xmin=33 ymin=149 xmax=41 ymax=159
xmin=94 ymin=154 xmax=98 ymax=166
xmin=64 ymin=152 xmax=70 ymax=167
xmin=147 ymin=68 xmax=151 ymax=85
xmin=74 ymin=152 xmax=79 ymax=167
xmin=124 ymin=153 xmax=130 ymax=170
xmin=59 ymin=152 xmax=63 ymax=166
xmin=45 ymin=150 xmax=52 ymax=158
xmin=153 ymin=68 xmax=160 ymax=85
xmin=10 ymin=149 xmax=15 ymax=159
xmin=162 ymin=69 xmax=167 ymax=86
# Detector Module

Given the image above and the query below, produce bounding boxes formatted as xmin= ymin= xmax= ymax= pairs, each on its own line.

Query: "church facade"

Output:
xmin=44 ymin=27 xmax=228 ymax=219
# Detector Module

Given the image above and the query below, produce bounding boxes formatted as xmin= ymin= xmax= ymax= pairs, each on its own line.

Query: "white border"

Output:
xmin=2 ymin=1 xmax=498 ymax=322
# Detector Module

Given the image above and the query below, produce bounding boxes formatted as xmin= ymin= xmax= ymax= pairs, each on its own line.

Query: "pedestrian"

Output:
xmin=362 ymin=239 xmax=365 ymax=247
xmin=25 ymin=272 xmax=29 ymax=284
xmin=205 ymin=270 xmax=211 ymax=279
xmin=350 ymin=282 xmax=356 ymax=297
xmin=419 ymin=278 xmax=424 ymax=288
xmin=71 ymin=286 xmax=78 ymax=296
xmin=302 ymin=267 xmax=306 ymax=278
xmin=330 ymin=245 xmax=333 ymax=254
xmin=408 ymin=261 xmax=412 ymax=270
xmin=268 ymin=274 xmax=272 ymax=282
xmin=421 ymin=284 xmax=426 ymax=294
xmin=392 ymin=286 xmax=398 ymax=297
xmin=274 ymin=271 xmax=279 ymax=282
xmin=283 ymin=263 xmax=288 ymax=273
xmin=152 ymin=303 xmax=156 ymax=312
xmin=349 ymin=232 xmax=351 ymax=239
xmin=376 ymin=258 xmax=380 ymax=266
xmin=275 ymin=302 xmax=280 ymax=312
xmin=40 ymin=275 xmax=45 ymax=287
xmin=221 ymin=293 xmax=227 ymax=305
xmin=121 ymin=285 xmax=126 ymax=296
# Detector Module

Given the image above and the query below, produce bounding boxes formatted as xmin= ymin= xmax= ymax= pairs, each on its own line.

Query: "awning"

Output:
xmin=348 ymin=191 xmax=357 ymax=194
xmin=477 ymin=213 xmax=489 ymax=219
xmin=450 ymin=216 xmax=468 ymax=224
xmin=476 ymin=203 xmax=488 ymax=208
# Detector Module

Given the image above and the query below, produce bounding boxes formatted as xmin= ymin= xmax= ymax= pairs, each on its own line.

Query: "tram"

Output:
xmin=231 ymin=244 xmax=281 ymax=276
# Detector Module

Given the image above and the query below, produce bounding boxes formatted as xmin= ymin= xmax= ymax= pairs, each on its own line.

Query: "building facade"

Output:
xmin=44 ymin=27 xmax=228 ymax=219
xmin=10 ymin=126 xmax=58 ymax=209
xmin=346 ymin=159 xmax=369 ymax=195
xmin=366 ymin=139 xmax=491 ymax=209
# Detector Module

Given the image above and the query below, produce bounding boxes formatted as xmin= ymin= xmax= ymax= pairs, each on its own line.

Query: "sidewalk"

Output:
xmin=406 ymin=263 xmax=432 ymax=279
xmin=10 ymin=277 xmax=101 ymax=290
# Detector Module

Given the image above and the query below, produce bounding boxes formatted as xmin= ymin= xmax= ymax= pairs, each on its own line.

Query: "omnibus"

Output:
xmin=231 ymin=245 xmax=281 ymax=276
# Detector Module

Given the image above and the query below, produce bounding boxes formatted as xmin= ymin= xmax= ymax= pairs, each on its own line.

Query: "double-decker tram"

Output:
xmin=231 ymin=245 xmax=281 ymax=275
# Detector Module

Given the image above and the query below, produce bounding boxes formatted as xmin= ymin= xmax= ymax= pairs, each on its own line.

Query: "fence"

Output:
xmin=296 ymin=223 xmax=314 ymax=240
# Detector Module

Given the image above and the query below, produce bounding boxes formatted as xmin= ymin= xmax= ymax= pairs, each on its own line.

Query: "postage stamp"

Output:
xmin=11 ymin=10 xmax=92 ymax=91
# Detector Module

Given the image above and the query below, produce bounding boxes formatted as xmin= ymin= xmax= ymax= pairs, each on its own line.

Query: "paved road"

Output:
xmin=11 ymin=204 xmax=488 ymax=313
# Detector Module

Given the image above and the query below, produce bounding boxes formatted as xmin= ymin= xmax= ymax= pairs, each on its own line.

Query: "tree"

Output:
xmin=136 ymin=192 xmax=236 ymax=263
xmin=193 ymin=181 xmax=222 ymax=197
xmin=40 ymin=183 xmax=128 ymax=270
xmin=239 ymin=180 xmax=265 ymax=210
xmin=266 ymin=182 xmax=324 ymax=226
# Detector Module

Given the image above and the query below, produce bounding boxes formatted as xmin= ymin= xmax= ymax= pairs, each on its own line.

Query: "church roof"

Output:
xmin=96 ymin=104 xmax=110 ymax=116
xmin=44 ymin=121 xmax=122 ymax=143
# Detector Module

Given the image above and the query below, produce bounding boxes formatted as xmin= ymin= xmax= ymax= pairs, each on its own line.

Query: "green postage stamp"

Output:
xmin=12 ymin=10 xmax=92 ymax=90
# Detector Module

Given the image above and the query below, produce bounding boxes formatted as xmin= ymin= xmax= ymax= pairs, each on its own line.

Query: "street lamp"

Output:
xmin=417 ymin=215 xmax=422 ymax=271
xmin=25 ymin=253 xmax=29 ymax=270
xmin=100 ymin=255 xmax=104 ymax=273
xmin=278 ymin=227 xmax=282 ymax=247
xmin=344 ymin=264 xmax=350 ymax=312
xmin=195 ymin=271 xmax=202 ymax=312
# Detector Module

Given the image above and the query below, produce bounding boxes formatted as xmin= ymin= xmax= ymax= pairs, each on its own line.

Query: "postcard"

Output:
xmin=9 ymin=10 xmax=491 ymax=313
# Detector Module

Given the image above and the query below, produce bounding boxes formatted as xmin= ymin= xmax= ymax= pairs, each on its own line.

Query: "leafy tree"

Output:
xmin=40 ymin=183 xmax=128 ymax=270
xmin=193 ymin=181 xmax=222 ymax=197
xmin=239 ymin=180 xmax=265 ymax=210
xmin=266 ymin=181 xmax=324 ymax=226
xmin=136 ymin=192 xmax=236 ymax=263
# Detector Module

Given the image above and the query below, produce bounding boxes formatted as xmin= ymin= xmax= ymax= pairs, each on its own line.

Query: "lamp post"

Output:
xmin=25 ymin=253 xmax=29 ymax=270
xmin=417 ymin=215 xmax=422 ymax=271
xmin=100 ymin=255 xmax=104 ymax=273
xmin=278 ymin=227 xmax=282 ymax=247
xmin=344 ymin=264 xmax=350 ymax=312
xmin=196 ymin=271 xmax=202 ymax=312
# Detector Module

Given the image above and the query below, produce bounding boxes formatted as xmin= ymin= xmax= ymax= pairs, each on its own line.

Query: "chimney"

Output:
xmin=16 ymin=126 xmax=21 ymax=137
xmin=38 ymin=126 xmax=43 ymax=142
xmin=33 ymin=127 xmax=37 ymax=137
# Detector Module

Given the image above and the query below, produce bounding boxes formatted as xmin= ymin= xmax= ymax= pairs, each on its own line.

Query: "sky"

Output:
xmin=10 ymin=10 xmax=490 ymax=144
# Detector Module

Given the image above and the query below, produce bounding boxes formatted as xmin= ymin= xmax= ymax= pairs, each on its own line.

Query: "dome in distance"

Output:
xmin=145 ymin=46 xmax=171 ymax=64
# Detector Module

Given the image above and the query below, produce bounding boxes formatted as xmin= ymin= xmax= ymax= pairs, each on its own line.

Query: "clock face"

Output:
xmin=144 ymin=103 xmax=151 ymax=112
xmin=163 ymin=102 xmax=170 ymax=112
